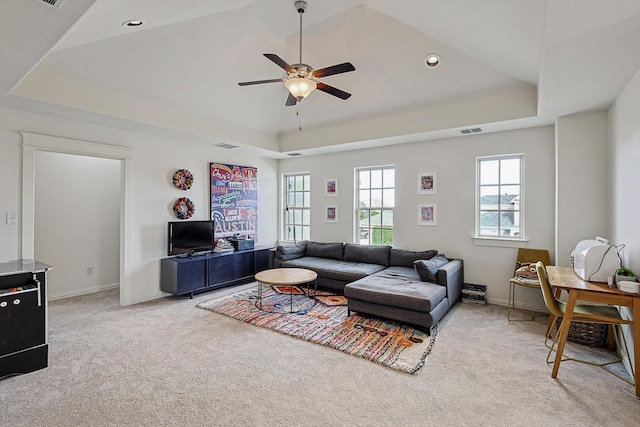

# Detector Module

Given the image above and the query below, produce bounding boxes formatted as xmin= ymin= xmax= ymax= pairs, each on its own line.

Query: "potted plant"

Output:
xmin=615 ymin=268 xmax=637 ymax=287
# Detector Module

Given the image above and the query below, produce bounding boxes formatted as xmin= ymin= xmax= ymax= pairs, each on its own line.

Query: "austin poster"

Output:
xmin=209 ymin=163 xmax=258 ymax=242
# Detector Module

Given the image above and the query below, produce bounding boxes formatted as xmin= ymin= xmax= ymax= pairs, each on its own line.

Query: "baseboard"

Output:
xmin=130 ymin=292 xmax=165 ymax=305
xmin=48 ymin=282 xmax=119 ymax=301
xmin=487 ymin=297 xmax=548 ymax=313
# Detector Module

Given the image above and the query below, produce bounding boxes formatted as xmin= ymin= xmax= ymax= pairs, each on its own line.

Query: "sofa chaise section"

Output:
xmin=271 ymin=241 xmax=464 ymax=332
xmin=344 ymin=262 xmax=463 ymax=332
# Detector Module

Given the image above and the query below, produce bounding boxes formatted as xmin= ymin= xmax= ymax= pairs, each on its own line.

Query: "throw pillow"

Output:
xmin=414 ymin=255 xmax=449 ymax=283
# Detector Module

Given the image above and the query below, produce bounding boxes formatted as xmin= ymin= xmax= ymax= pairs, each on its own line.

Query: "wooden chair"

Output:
xmin=507 ymin=248 xmax=550 ymax=321
xmin=535 ymin=261 xmax=634 ymax=384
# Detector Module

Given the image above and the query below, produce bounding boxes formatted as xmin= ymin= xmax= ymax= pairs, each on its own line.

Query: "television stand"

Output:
xmin=160 ymin=246 xmax=271 ymax=298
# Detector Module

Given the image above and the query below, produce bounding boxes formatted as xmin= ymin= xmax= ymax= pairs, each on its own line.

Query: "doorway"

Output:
xmin=34 ymin=151 xmax=121 ymax=300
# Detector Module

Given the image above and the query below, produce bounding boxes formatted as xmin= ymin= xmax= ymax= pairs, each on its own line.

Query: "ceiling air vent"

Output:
xmin=38 ymin=0 xmax=65 ymax=8
xmin=213 ymin=143 xmax=238 ymax=149
xmin=287 ymin=153 xmax=303 ymax=157
xmin=460 ymin=127 xmax=482 ymax=134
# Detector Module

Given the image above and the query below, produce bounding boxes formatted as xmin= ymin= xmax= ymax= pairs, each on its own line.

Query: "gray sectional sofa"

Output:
xmin=271 ymin=241 xmax=464 ymax=333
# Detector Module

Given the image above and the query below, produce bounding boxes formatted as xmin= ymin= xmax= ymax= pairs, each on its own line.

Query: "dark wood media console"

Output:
xmin=160 ymin=246 xmax=271 ymax=298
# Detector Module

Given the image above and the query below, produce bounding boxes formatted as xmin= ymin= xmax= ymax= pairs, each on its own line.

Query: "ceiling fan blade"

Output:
xmin=316 ymin=82 xmax=351 ymax=100
xmin=312 ymin=62 xmax=356 ymax=78
xmin=285 ymin=92 xmax=298 ymax=106
xmin=238 ymin=78 xmax=286 ymax=86
xmin=264 ymin=53 xmax=295 ymax=73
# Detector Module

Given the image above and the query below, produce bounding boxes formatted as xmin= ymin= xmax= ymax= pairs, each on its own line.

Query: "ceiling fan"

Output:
xmin=238 ymin=0 xmax=356 ymax=106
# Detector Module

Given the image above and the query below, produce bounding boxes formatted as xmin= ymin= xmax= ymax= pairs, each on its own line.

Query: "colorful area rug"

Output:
xmin=315 ymin=294 xmax=348 ymax=306
xmin=197 ymin=286 xmax=435 ymax=374
xmin=272 ymin=285 xmax=305 ymax=295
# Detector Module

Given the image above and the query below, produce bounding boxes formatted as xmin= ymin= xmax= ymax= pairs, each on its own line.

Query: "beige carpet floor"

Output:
xmin=1 ymin=284 xmax=638 ymax=426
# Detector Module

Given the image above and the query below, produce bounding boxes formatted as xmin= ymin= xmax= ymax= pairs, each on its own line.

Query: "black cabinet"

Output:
xmin=160 ymin=256 xmax=206 ymax=296
xmin=161 ymin=246 xmax=272 ymax=298
xmin=0 ymin=260 xmax=52 ymax=379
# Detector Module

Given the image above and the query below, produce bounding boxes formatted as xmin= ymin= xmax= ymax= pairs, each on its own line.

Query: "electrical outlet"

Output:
xmin=86 ymin=266 xmax=94 ymax=276
xmin=6 ymin=212 xmax=17 ymax=225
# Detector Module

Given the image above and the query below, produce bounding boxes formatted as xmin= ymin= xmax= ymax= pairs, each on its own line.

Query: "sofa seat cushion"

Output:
xmin=280 ymin=257 xmax=386 ymax=282
xmin=382 ymin=266 xmax=421 ymax=281
xmin=344 ymin=269 xmax=446 ymax=313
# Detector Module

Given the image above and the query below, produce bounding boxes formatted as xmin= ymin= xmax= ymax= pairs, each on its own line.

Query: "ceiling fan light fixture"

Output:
xmin=238 ymin=0 xmax=354 ymax=105
xmin=285 ymin=77 xmax=317 ymax=101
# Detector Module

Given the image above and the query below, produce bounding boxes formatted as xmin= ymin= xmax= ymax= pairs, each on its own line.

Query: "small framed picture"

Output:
xmin=418 ymin=204 xmax=437 ymax=226
xmin=325 ymin=178 xmax=338 ymax=196
xmin=325 ymin=206 xmax=338 ymax=223
xmin=418 ymin=172 xmax=437 ymax=194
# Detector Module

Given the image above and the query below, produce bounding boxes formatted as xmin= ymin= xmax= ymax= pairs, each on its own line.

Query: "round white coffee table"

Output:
xmin=255 ymin=268 xmax=317 ymax=312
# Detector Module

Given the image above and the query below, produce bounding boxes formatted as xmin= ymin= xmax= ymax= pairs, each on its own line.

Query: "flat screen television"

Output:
xmin=167 ymin=220 xmax=214 ymax=256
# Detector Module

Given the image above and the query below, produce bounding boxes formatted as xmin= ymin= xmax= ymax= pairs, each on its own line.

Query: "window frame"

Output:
xmin=475 ymin=154 xmax=525 ymax=240
xmin=355 ymin=165 xmax=395 ymax=246
xmin=282 ymin=172 xmax=311 ymax=242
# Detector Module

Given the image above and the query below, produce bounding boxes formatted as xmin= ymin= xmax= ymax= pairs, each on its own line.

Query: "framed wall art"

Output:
xmin=209 ymin=163 xmax=258 ymax=241
xmin=418 ymin=203 xmax=438 ymax=226
xmin=418 ymin=172 xmax=437 ymax=194
xmin=325 ymin=178 xmax=338 ymax=196
xmin=325 ymin=205 xmax=338 ymax=223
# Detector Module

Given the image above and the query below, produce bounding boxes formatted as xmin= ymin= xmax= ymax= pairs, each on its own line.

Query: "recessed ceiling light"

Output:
xmin=424 ymin=54 xmax=441 ymax=68
xmin=122 ymin=20 xmax=144 ymax=27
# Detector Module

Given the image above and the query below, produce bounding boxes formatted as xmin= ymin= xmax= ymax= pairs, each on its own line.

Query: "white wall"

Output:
xmin=0 ymin=129 xmax=21 ymax=261
xmin=555 ymin=111 xmax=610 ymax=266
xmin=610 ymin=69 xmax=640 ymax=276
xmin=0 ymin=107 xmax=279 ymax=304
xmin=609 ymin=68 xmax=640 ymax=373
xmin=35 ymin=151 xmax=120 ymax=299
xmin=279 ymin=126 xmax=556 ymax=309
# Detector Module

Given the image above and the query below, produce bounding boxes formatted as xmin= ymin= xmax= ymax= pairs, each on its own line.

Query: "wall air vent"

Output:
xmin=287 ymin=153 xmax=303 ymax=156
xmin=213 ymin=143 xmax=238 ymax=149
xmin=460 ymin=127 xmax=483 ymax=134
xmin=38 ymin=0 xmax=65 ymax=8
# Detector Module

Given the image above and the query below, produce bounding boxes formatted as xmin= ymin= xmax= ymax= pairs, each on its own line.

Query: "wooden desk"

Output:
xmin=546 ymin=266 xmax=639 ymax=397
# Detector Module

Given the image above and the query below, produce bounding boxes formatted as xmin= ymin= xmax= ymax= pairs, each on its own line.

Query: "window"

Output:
xmin=283 ymin=173 xmax=310 ymax=241
xmin=477 ymin=154 xmax=523 ymax=238
xmin=356 ymin=166 xmax=394 ymax=245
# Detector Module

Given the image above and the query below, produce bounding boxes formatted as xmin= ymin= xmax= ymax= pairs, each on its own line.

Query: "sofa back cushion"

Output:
xmin=414 ymin=254 xmax=450 ymax=283
xmin=343 ymin=243 xmax=391 ymax=266
xmin=275 ymin=241 xmax=307 ymax=261
xmin=390 ymin=248 xmax=438 ymax=267
xmin=305 ymin=241 xmax=344 ymax=260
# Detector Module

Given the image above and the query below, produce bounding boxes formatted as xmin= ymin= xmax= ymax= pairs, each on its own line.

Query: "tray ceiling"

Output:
xmin=2 ymin=0 xmax=639 ymax=157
